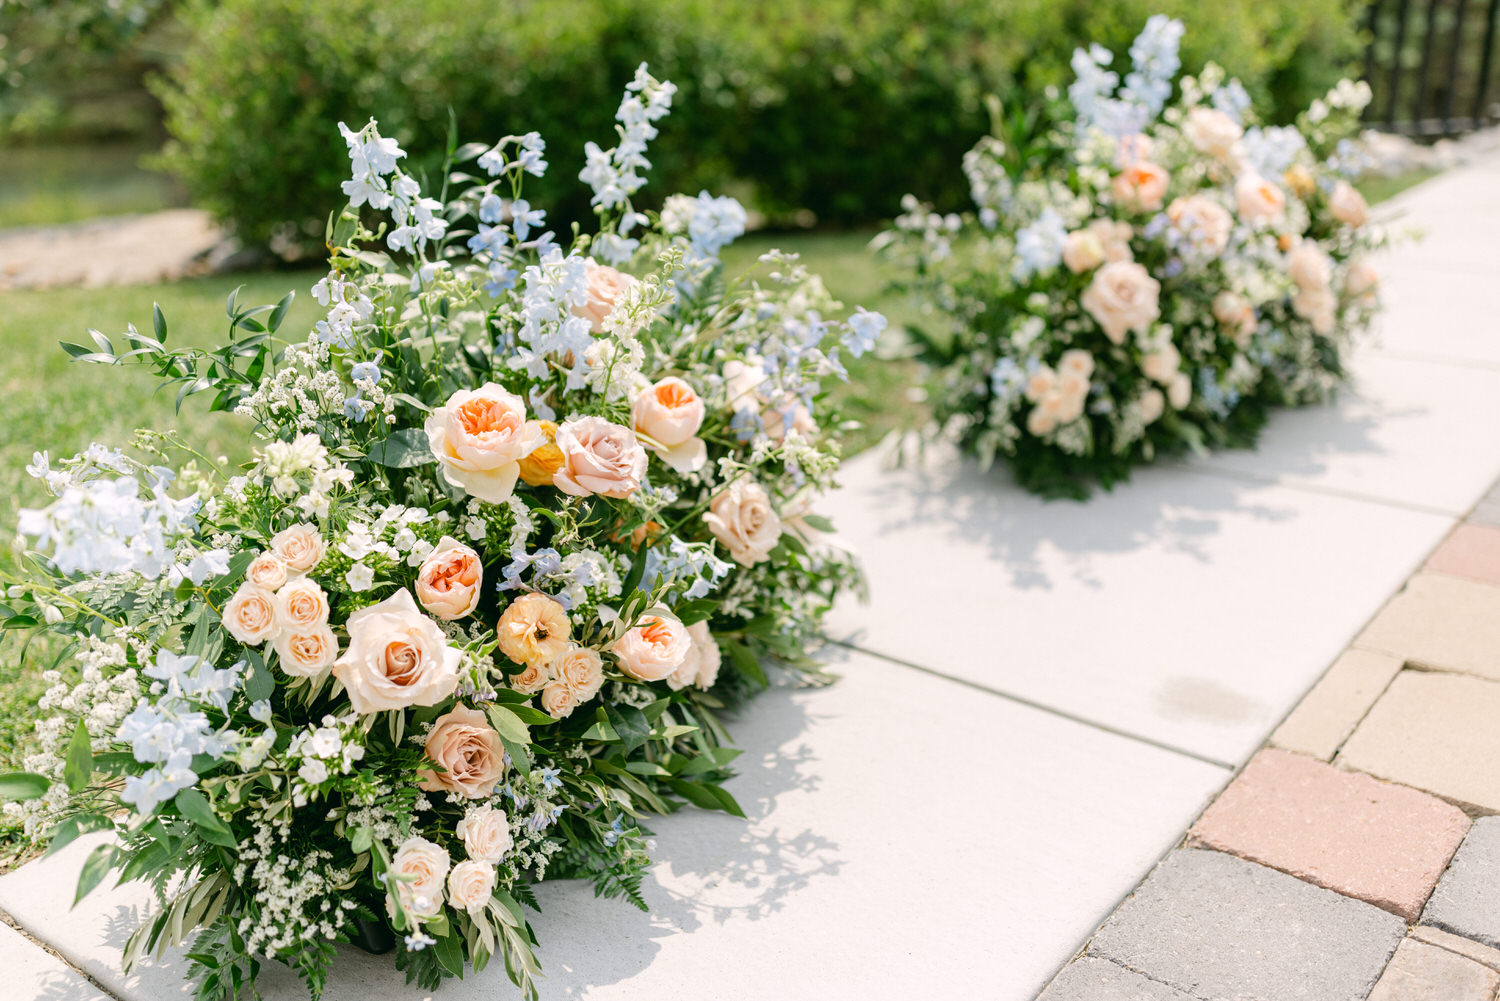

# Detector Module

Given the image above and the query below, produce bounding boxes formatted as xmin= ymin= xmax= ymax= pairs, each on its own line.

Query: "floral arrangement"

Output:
xmin=0 ymin=65 xmax=881 ymax=999
xmin=879 ymin=16 xmax=1384 ymax=496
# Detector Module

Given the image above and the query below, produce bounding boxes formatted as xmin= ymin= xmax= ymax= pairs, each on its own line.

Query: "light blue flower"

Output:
xmin=843 ymin=308 xmax=887 ymax=359
xmin=350 ymin=360 xmax=383 ymax=385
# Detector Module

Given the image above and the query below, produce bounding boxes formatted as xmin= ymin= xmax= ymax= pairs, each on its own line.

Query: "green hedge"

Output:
xmin=155 ymin=0 xmax=1363 ymax=248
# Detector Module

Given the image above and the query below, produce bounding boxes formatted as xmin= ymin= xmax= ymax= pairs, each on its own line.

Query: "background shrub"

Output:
xmin=155 ymin=0 xmax=1364 ymax=249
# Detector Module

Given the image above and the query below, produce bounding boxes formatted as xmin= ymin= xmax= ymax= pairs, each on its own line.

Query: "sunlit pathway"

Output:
xmin=2 ymin=158 xmax=1499 ymax=1000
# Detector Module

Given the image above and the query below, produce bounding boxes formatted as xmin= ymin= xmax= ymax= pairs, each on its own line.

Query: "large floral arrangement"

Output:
xmin=0 ymin=65 xmax=881 ymax=999
xmin=880 ymin=16 xmax=1384 ymax=496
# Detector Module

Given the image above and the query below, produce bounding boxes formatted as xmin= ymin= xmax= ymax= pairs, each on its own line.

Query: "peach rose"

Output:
xmin=418 ymin=705 xmax=507 ymax=799
xmin=517 ymin=419 xmax=564 ymax=488
xmin=246 ymin=552 xmax=288 ymax=591
xmin=415 ymin=537 xmax=483 ymax=621
xmin=270 ymin=524 xmax=324 ymax=575
xmin=1081 ymin=261 xmax=1161 ymax=344
xmin=1183 ymin=107 xmax=1242 ymax=161
xmin=456 ymin=804 xmax=513 ymax=864
xmin=1090 ymin=219 xmax=1134 ymax=263
xmin=1166 ymin=195 xmax=1232 ymax=258
xmin=1213 ymin=290 xmax=1257 ymax=344
xmin=1062 ymin=229 xmax=1105 ymax=273
xmin=332 ymin=589 xmax=461 ymax=714
xmin=614 ymin=614 xmax=691 ymax=683
xmin=667 ymin=621 xmax=722 ymax=691
xmin=704 ymin=479 xmax=782 ymax=567
xmin=1112 ymin=162 xmax=1169 ymax=213
xmin=539 ymin=683 xmax=577 ymax=719
xmin=764 ymin=401 xmax=818 ymax=442
xmin=1026 ymin=408 xmax=1057 ymax=436
xmin=1141 ymin=342 xmax=1182 ymax=385
xmin=1329 ymin=180 xmax=1369 ymax=228
xmin=425 ymin=383 xmax=542 ymax=503
xmin=446 ymin=859 xmax=497 ymax=914
xmin=223 ymin=583 xmax=277 ymax=646
xmin=1235 ymin=172 xmax=1286 ymax=223
xmin=1024 ymin=365 xmax=1058 ymax=403
xmin=497 ymin=592 xmax=571 ymax=667
xmin=273 ymin=625 xmax=339 ymax=677
xmin=275 ymin=577 xmax=329 ymax=633
xmin=506 ymin=661 xmax=551 ymax=695
xmin=1058 ymin=349 xmax=1095 ymax=381
xmin=1293 ymin=285 xmax=1338 ymax=335
xmin=389 ymin=836 xmax=449 ymax=920
xmin=1344 ymin=258 xmax=1379 ymax=305
xmin=1287 ymin=243 xmax=1333 ymax=291
xmin=571 ymin=259 xmax=636 ymax=333
xmin=549 ymin=644 xmax=605 ymax=703
xmin=633 ymin=376 xmax=707 ymax=473
xmin=1139 ymin=388 xmax=1166 ymax=424
xmin=552 ymin=416 xmax=647 ymax=499
xmin=1167 ymin=372 xmax=1193 ymax=410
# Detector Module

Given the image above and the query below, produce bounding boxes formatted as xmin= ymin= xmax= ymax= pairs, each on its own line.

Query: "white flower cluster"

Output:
xmin=285 ymin=713 xmax=366 ymax=807
xmin=338 ymin=119 xmax=449 ymax=255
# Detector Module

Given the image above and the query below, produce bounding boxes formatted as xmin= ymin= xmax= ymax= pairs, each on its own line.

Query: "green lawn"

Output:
xmin=0 ymin=144 xmax=182 ymax=229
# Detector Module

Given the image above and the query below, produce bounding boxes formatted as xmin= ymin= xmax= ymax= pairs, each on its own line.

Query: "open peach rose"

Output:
xmin=553 ymin=416 xmax=647 ymax=498
xmin=632 ymin=376 xmax=707 ymax=473
xmin=425 ymin=383 xmax=541 ymax=503
xmin=1111 ymin=161 xmax=1169 ymax=213
xmin=1235 ymin=172 xmax=1286 ymax=223
xmin=418 ymin=705 xmax=507 ymax=799
xmin=332 ymin=589 xmax=461 ymax=713
xmin=571 ymin=259 xmax=636 ymax=333
xmin=274 ymin=577 xmax=329 ymax=633
xmin=447 ymin=859 xmax=497 ymax=913
xmin=1081 ymin=261 xmax=1160 ymax=344
xmin=497 ymin=592 xmax=571 ymax=667
xmin=704 ymin=479 xmax=782 ymax=566
xmin=1329 ymin=180 xmax=1369 ymax=228
xmin=415 ymin=537 xmax=483 ymax=620
xmin=614 ymin=614 xmax=691 ymax=682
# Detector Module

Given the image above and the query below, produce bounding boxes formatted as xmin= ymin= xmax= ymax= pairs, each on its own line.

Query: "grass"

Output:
xmin=0 ymin=144 xmax=181 ymax=229
xmin=1357 ymin=167 xmax=1439 ymax=207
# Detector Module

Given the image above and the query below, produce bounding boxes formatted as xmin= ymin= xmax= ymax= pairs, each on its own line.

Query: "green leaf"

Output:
xmin=242 ymin=651 xmax=274 ymax=703
xmin=801 ymin=513 xmax=835 ymax=533
xmin=504 ymin=704 xmax=555 ymax=726
xmin=484 ymin=705 xmax=530 ymax=745
xmin=366 ymin=427 xmax=437 ymax=468
xmin=349 ymin=826 xmax=373 ymax=854
xmin=47 ymin=814 xmax=112 ymax=855
xmin=499 ymin=733 xmax=531 ymax=779
xmin=174 ymin=789 xmax=237 ymax=848
xmin=667 ymin=779 xmax=746 ymax=818
xmin=152 ymin=303 xmax=168 ymax=342
xmin=0 ymin=772 xmax=50 ymax=802
xmin=603 ymin=703 xmax=651 ymax=756
xmin=75 ymin=843 xmax=117 ymax=906
xmin=724 ymin=639 xmax=768 ymax=687
xmin=267 ymin=292 xmax=295 ymax=333
xmin=64 ymin=721 xmax=93 ymax=792
xmin=432 ymin=928 xmax=465 ymax=977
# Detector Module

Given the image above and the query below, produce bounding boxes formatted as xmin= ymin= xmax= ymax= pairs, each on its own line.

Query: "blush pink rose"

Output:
xmin=1112 ymin=162 xmax=1169 ymax=213
xmin=553 ymin=416 xmax=647 ymax=499
xmin=333 ymin=589 xmax=461 ymax=713
xmin=1062 ymin=229 xmax=1106 ymax=273
xmin=704 ymin=479 xmax=783 ymax=566
xmin=1183 ymin=106 xmax=1243 ymax=160
xmin=632 ymin=376 xmax=707 ymax=473
xmin=1328 ymin=181 xmax=1369 ymax=228
xmin=415 ymin=537 xmax=484 ymax=621
xmin=270 ymin=524 xmax=324 ymax=575
xmin=1166 ymin=195 xmax=1233 ymax=258
xmin=571 ymin=260 xmax=637 ymax=333
xmin=1081 ymin=261 xmax=1161 ymax=344
xmin=614 ymin=614 xmax=691 ymax=683
xmin=223 ymin=583 xmax=277 ymax=646
xmin=425 ymin=383 xmax=541 ymax=503
xmin=418 ymin=704 xmax=508 ymax=799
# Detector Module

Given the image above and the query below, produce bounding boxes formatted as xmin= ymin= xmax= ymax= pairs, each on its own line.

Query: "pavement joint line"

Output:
xmin=1168 ymin=461 xmax=1464 ymax=520
xmin=1317 ymin=650 xmax=1413 ymax=762
xmin=0 ymin=903 xmax=126 ymax=1001
xmin=826 ymin=637 xmax=1238 ymax=771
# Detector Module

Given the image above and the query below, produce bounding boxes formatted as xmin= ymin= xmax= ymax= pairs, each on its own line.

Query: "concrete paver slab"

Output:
xmin=1425 ymin=523 xmax=1500 ymax=587
xmin=0 ymin=920 xmax=112 ymax=1001
xmin=1423 ymin=819 xmax=1500 ymax=952
xmin=1269 ymin=648 xmax=1404 ymax=760
xmin=1367 ymin=938 xmax=1500 ymax=1001
xmin=1036 ymin=956 xmax=1198 ymax=1000
xmin=1356 ymin=574 xmax=1500 ymax=680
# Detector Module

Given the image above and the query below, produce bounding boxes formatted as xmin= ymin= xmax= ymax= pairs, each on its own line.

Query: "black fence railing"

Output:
xmin=1364 ymin=0 xmax=1500 ymax=134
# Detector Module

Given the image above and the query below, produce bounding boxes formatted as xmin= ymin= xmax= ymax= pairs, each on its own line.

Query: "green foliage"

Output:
xmin=155 ymin=0 xmax=1364 ymax=247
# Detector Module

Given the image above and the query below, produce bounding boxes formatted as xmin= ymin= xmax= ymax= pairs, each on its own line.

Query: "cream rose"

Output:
xmin=722 ymin=359 xmax=767 ymax=413
xmin=1081 ymin=261 xmax=1161 ymax=344
xmin=418 ymin=705 xmax=508 ymax=799
xmin=415 ymin=537 xmax=483 ymax=621
xmin=1235 ymin=172 xmax=1286 ymax=223
xmin=549 ymin=644 xmax=605 ymax=703
xmin=1328 ymin=181 xmax=1369 ymax=228
xmin=1166 ymin=195 xmax=1232 ymax=258
xmin=1287 ymin=243 xmax=1333 ymax=291
xmin=704 ymin=479 xmax=783 ymax=567
xmin=1213 ymin=290 xmax=1256 ymax=344
xmin=507 ymin=661 xmax=552 ymax=695
xmin=1059 ymin=350 xmax=1095 ymax=381
xmin=270 ymin=524 xmax=324 ymax=575
xmin=389 ymin=836 xmax=449 ymax=920
xmin=614 ymin=614 xmax=692 ymax=683
xmin=1293 ymin=285 xmax=1338 ymax=334
xmin=425 ymin=383 xmax=541 ymax=503
xmin=1344 ymin=258 xmax=1379 ymax=305
xmin=1167 ymin=371 xmax=1193 ymax=410
xmin=539 ymin=682 xmax=577 ymax=719
xmin=632 ymin=376 xmax=707 ymax=473
xmin=446 ymin=859 xmax=497 ymax=914
xmin=1062 ymin=230 xmax=1105 ymax=273
xmin=1139 ymin=388 xmax=1166 ymax=424
xmin=332 ymin=589 xmax=461 ymax=713
xmin=223 ymin=583 xmax=277 ymax=646
xmin=1112 ymin=162 xmax=1169 ymax=213
xmin=497 ymin=592 xmax=571 ymax=668
xmin=275 ymin=577 xmax=329 ymax=633
xmin=273 ymin=625 xmax=339 ymax=677
xmin=456 ymin=805 xmax=514 ymax=864
xmin=246 ymin=552 xmax=289 ymax=591
xmin=571 ymin=259 xmax=637 ymax=333
xmin=1026 ymin=408 xmax=1057 ymax=436
xmin=1090 ymin=219 xmax=1134 ymax=263
xmin=1024 ymin=366 xmax=1058 ymax=403
xmin=1141 ymin=342 xmax=1182 ymax=385
xmin=667 ymin=621 xmax=722 ymax=691
xmin=1183 ymin=106 xmax=1242 ymax=160
xmin=552 ymin=416 xmax=647 ymax=499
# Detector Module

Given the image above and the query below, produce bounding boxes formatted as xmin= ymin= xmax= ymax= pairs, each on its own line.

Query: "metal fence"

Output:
xmin=1364 ymin=0 xmax=1500 ymax=135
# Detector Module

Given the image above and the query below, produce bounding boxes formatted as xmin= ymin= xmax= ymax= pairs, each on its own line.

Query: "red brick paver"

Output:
xmin=1189 ymin=748 xmax=1470 ymax=920
xmin=1426 ymin=523 xmax=1500 ymax=588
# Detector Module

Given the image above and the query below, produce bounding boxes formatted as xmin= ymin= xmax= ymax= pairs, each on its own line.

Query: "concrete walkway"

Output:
xmin=2 ymin=156 xmax=1498 ymax=999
